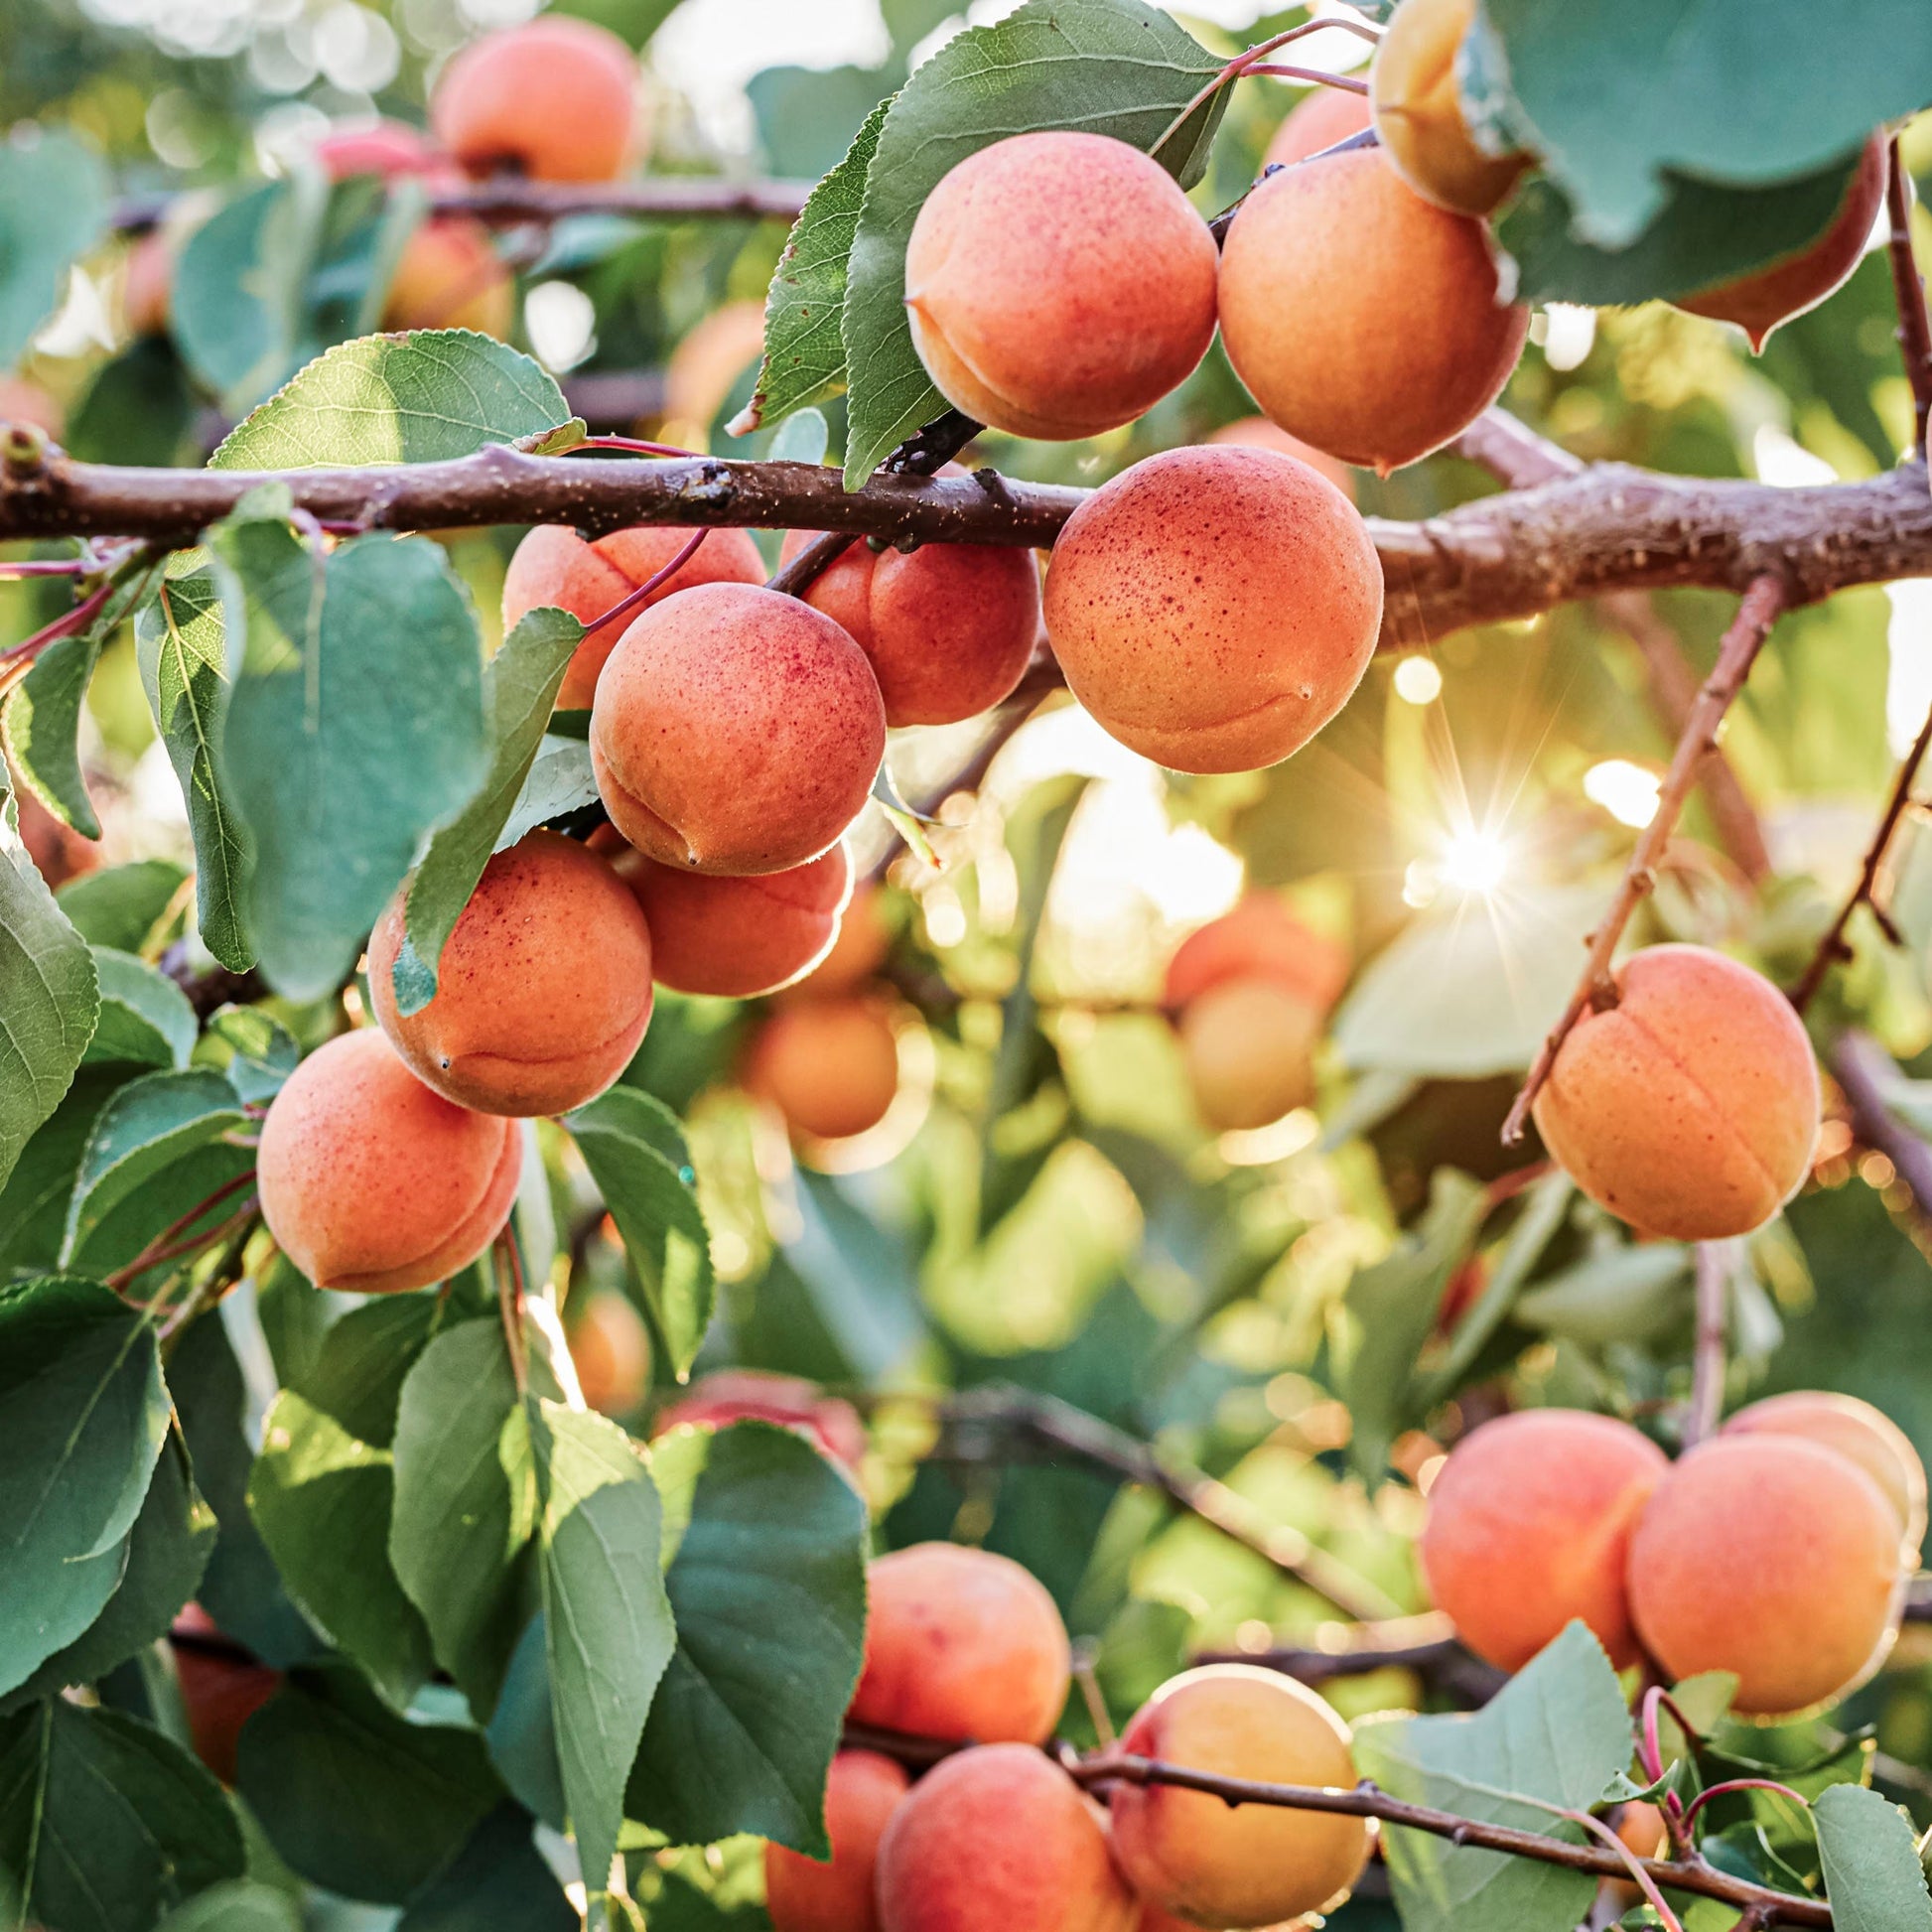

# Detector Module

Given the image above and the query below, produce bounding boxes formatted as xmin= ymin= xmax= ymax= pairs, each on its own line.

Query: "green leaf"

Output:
xmin=565 ymin=1086 xmax=715 ymax=1377
xmin=154 ymin=1879 xmax=304 ymax=1932
xmin=0 ymin=1277 xmax=169 ymax=1697
xmin=0 ymin=130 xmax=110 ymax=368
xmin=196 ymin=1006 xmax=300 ymax=1104
xmin=840 ymin=0 xmax=1225 ymax=484
xmin=0 ymin=1066 xmax=129 ymax=1276
xmin=1512 ymin=1242 xmax=1692 ymax=1345
xmin=625 ymin=1423 xmax=867 ymax=1854
xmin=394 ymin=607 xmax=583 ymax=1015
xmin=216 ymin=528 xmax=488 ymax=1001
xmin=59 ymin=861 xmax=189 ymax=955
xmin=493 ymin=734 xmax=599 ymax=854
xmin=1815 ymin=1785 xmax=1932 ymax=1932
xmin=86 ymin=948 xmax=199 ymax=1070
xmin=0 ymin=1700 xmax=246 ymax=1932
xmin=68 ymin=339 xmax=200 ymax=469
xmin=546 ymin=0 xmax=680 ymax=50
xmin=4 ymin=630 xmax=106 ymax=838
xmin=393 ymin=1800 xmax=576 ymax=1932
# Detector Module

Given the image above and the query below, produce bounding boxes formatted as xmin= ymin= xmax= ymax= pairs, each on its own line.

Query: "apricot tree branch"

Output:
xmin=1684 ymin=1242 xmax=1731 ymax=1448
xmin=1502 ymin=574 xmax=1789 ymax=1144
xmin=1829 ymin=1031 xmax=1932 ymax=1228
xmin=1451 ymin=407 xmax=1583 ymax=489
xmin=1885 ymin=138 xmax=1932 ymax=460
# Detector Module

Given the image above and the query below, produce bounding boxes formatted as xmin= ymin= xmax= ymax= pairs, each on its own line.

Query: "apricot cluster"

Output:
xmin=1421 ymin=1391 xmax=1920 ymax=1717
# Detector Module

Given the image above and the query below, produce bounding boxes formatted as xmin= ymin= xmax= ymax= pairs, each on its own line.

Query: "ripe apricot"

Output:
xmin=1371 ymin=0 xmax=1532 ymax=216
xmin=1723 ymin=1391 xmax=1927 ymax=1564
xmin=568 ymin=1290 xmax=651 ymax=1417
xmin=764 ymin=1748 xmax=909 ymax=1932
xmin=904 ymin=131 xmax=1218 ymax=440
xmin=781 ymin=884 xmax=892 ymax=1001
xmin=258 ymin=1029 xmax=521 ymax=1293
xmin=367 ymin=830 xmax=653 ymax=1116
xmin=1264 ymin=84 xmax=1372 ymax=169
xmin=503 ymin=523 xmax=764 ymax=712
xmin=1677 ymin=136 xmax=1887 ymax=349
xmin=123 ymin=230 xmax=174 ymax=338
xmin=1179 ymin=979 xmax=1323 ymax=1132
xmin=591 ymin=583 xmax=886 ymax=875
xmin=1628 ymin=1434 xmax=1904 ymax=1718
xmin=611 ymin=839 xmax=852 ymax=999
xmin=1042 ymin=445 xmax=1383 ymax=772
xmin=1418 ymin=1409 xmax=1669 ymax=1670
xmin=875 ymin=1744 xmax=1135 ymax=1932
xmin=1164 ymin=896 xmax=1350 ymax=1014
xmin=654 ymin=1370 xmax=868 ymax=1473
xmin=665 ymin=299 xmax=767 ymax=444
xmin=1207 ymin=414 xmax=1354 ymax=501
xmin=382 ymin=217 xmax=514 ymax=337
xmin=431 ymin=18 xmax=642 ymax=184
xmin=0 ymin=377 xmax=63 ymax=439
xmin=1530 ymin=944 xmax=1820 ymax=1241
xmin=1218 ymin=148 xmax=1528 ymax=473
xmin=744 ymin=999 xmax=901 ymax=1144
xmin=1109 ymin=1664 xmax=1369 ymax=1929
xmin=777 ymin=516 xmax=1040 ymax=726
xmin=850 ymin=1543 xmax=1070 ymax=1745
xmin=171 ymin=1606 xmax=281 ymax=1786
xmin=313 ymin=119 xmax=449 ymax=182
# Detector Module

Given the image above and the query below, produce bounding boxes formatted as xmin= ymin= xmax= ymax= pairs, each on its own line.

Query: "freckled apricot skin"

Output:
xmin=904 ymin=131 xmax=1219 ymax=441
xmin=1629 ymin=1434 xmax=1904 ymax=1719
xmin=1179 ymin=979 xmax=1322 ymax=1132
xmin=1165 ymin=896 xmax=1350 ymax=1013
xmin=171 ymin=1607 xmax=282 ymax=1787
xmin=431 ymin=18 xmax=643 ymax=184
xmin=1531 ymin=944 xmax=1821 ymax=1241
xmin=654 ymin=1370 xmax=868 ymax=1473
xmin=568 ymin=1290 xmax=651 ymax=1417
xmin=876 ymin=1744 xmax=1137 ymax=1932
xmin=1042 ymin=445 xmax=1383 ymax=773
xmin=850 ymin=1543 xmax=1071 ymax=1746
xmin=1264 ymin=84 xmax=1373 ymax=169
xmin=591 ymin=583 xmax=887 ymax=876
xmin=257 ymin=1028 xmax=521 ymax=1294
xmin=764 ymin=1749 xmax=908 ymax=1932
xmin=1418 ymin=1409 xmax=1669 ymax=1671
xmin=366 ymin=829 xmax=653 ymax=1117
xmin=744 ymin=999 xmax=901 ymax=1145
xmin=1109 ymin=1664 xmax=1370 ymax=1929
xmin=1207 ymin=415 xmax=1355 ymax=502
xmin=1218 ymin=149 xmax=1529 ymax=475
xmin=503 ymin=524 xmax=765 ymax=712
xmin=1677 ymin=137 xmax=1887 ymax=350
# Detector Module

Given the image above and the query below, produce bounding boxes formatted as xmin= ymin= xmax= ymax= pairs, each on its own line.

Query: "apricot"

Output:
xmin=568 ymin=1290 xmax=651 ymax=1417
xmin=1628 ymin=1434 xmax=1904 ymax=1718
xmin=777 ymin=517 xmax=1040 ymax=727
xmin=503 ymin=522 xmax=764 ymax=712
xmin=1263 ymin=83 xmax=1373 ymax=169
xmin=313 ymin=118 xmax=450 ymax=183
xmin=1530 ymin=944 xmax=1820 ymax=1241
xmin=1417 ymin=1409 xmax=1668 ymax=1671
xmin=382 ymin=217 xmax=514 ymax=337
xmin=430 ymin=18 xmax=642 ymax=184
xmin=654 ymin=1369 xmax=868 ymax=1473
xmin=1723 ymin=1391 xmax=1927 ymax=1564
xmin=875 ymin=1744 xmax=1135 ymax=1932
xmin=0 ymin=376 xmax=63 ymax=439
xmin=1218 ymin=147 xmax=1529 ymax=473
xmin=1042 ymin=445 xmax=1383 ymax=772
xmin=1614 ymin=1801 xmax=1667 ymax=1862
xmin=1110 ymin=1664 xmax=1368 ymax=1929
xmin=665 ymin=299 xmax=768 ymax=444
xmin=1677 ymin=136 xmax=1887 ymax=349
xmin=171 ymin=1606 xmax=281 ymax=1786
xmin=590 ymin=583 xmax=886 ymax=874
xmin=257 ymin=1028 xmax=521 ymax=1294
xmin=1164 ymin=896 xmax=1350 ymax=1014
xmin=123 ymin=230 xmax=175 ymax=338
xmin=1207 ymin=414 xmax=1354 ymax=502
xmin=764 ymin=1749 xmax=909 ymax=1932
xmin=1371 ymin=0 xmax=1532 ymax=216
xmin=743 ymin=998 xmax=901 ymax=1144
xmin=850 ymin=1543 xmax=1070 ymax=1745
xmin=1178 ymin=979 xmax=1322 ymax=1132
xmin=904 ymin=131 xmax=1218 ymax=440
xmin=781 ymin=883 xmax=892 ymax=1001
xmin=366 ymin=830 xmax=653 ymax=1117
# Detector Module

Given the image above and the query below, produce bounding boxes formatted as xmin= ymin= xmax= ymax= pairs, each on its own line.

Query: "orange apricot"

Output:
xmin=1207 ymin=414 xmax=1354 ymax=501
xmin=1614 ymin=1801 xmax=1667 ymax=1862
xmin=590 ymin=583 xmax=886 ymax=875
xmin=503 ymin=523 xmax=764 ymax=712
xmin=430 ymin=18 xmax=642 ymax=184
xmin=1417 ymin=1408 xmax=1669 ymax=1671
xmin=1627 ymin=1434 xmax=1904 ymax=1718
xmin=875 ymin=1744 xmax=1135 ymax=1932
xmin=1677 ymin=136 xmax=1887 ymax=349
xmin=1110 ymin=1665 xmax=1369 ymax=1929
xmin=1042 ymin=445 xmax=1383 ymax=773
xmin=1164 ymin=895 xmax=1350 ymax=1013
xmin=366 ymin=829 xmax=653 ymax=1117
xmin=1178 ymin=978 xmax=1322 ymax=1132
xmin=257 ymin=1028 xmax=521 ymax=1294
xmin=381 ymin=217 xmax=514 ymax=337
xmin=0 ymin=376 xmax=63 ymax=439
xmin=1263 ymin=83 xmax=1373 ymax=169
xmin=850 ymin=1543 xmax=1071 ymax=1745
xmin=654 ymin=1370 xmax=868 ymax=1473
xmin=1218 ymin=147 xmax=1529 ymax=473
xmin=171 ymin=1606 xmax=281 ymax=1786
xmin=744 ymin=998 xmax=901 ymax=1144
xmin=1530 ymin=944 xmax=1820 ymax=1241
xmin=764 ymin=1749 xmax=909 ymax=1932
xmin=568 ymin=1290 xmax=651 ymax=1417
xmin=1370 ymin=0 xmax=1532 ymax=216
xmin=665 ymin=299 xmax=768 ymax=444
xmin=781 ymin=883 xmax=892 ymax=1001
xmin=904 ymin=131 xmax=1218 ymax=440
xmin=123 ymin=230 xmax=175 ymax=338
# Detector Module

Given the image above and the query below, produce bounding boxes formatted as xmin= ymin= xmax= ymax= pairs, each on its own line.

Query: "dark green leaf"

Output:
xmin=1815 ymin=1784 xmax=1932 ymax=1932
xmin=3 ymin=629 xmax=106 ymax=838
xmin=0 ymin=131 xmax=110 ymax=368
xmin=86 ymin=948 xmax=198 ymax=1070
xmin=196 ymin=1006 xmax=300 ymax=1105
xmin=0 ymin=1065 xmax=129 ymax=1275
xmin=58 ymin=861 xmax=189 ymax=955
xmin=547 ymin=0 xmax=680 ymax=49
xmin=394 ymin=1800 xmax=576 ymax=1932
xmin=67 ymin=339 xmax=200 ymax=469
xmin=153 ymin=1879 xmax=304 ymax=1932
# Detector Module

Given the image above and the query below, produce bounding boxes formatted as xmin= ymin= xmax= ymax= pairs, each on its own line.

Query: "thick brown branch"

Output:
xmin=1885 ymin=138 xmax=1932 ymax=460
xmin=1452 ymin=407 xmax=1583 ymax=490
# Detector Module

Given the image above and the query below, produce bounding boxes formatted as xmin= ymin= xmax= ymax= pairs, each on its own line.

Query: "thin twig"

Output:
xmin=103 ymin=1173 xmax=259 ymax=1292
xmin=1684 ymin=1242 xmax=1730 ymax=1448
xmin=580 ymin=526 xmax=710 ymax=639
xmin=767 ymin=532 xmax=858 ymax=600
xmin=1152 ymin=17 xmax=1381 ymax=163
xmin=1829 ymin=1031 xmax=1932 ymax=1227
xmin=1885 ymin=137 xmax=1932 ymax=461
xmin=497 ymin=1227 xmax=528 ymax=1396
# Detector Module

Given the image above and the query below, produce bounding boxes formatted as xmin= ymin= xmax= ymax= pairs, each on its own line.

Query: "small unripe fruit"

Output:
xmin=1206 ymin=414 xmax=1354 ymax=501
xmin=1179 ymin=979 xmax=1322 ymax=1131
xmin=1418 ymin=1409 xmax=1669 ymax=1671
xmin=654 ymin=1370 xmax=867 ymax=1472
xmin=745 ymin=1000 xmax=901 ymax=1144
xmin=1164 ymin=896 xmax=1350 ymax=1013
xmin=764 ymin=1749 xmax=908 ymax=1932
xmin=850 ymin=1543 xmax=1071 ymax=1745
xmin=875 ymin=1744 xmax=1136 ymax=1932
xmin=1531 ymin=944 xmax=1820 ymax=1241
xmin=367 ymin=830 xmax=654 ymax=1117
xmin=1109 ymin=1664 xmax=1370 ymax=1929
xmin=1371 ymin=0 xmax=1532 ymax=216
xmin=1218 ymin=148 xmax=1528 ymax=474
xmin=258 ymin=1029 xmax=521 ymax=1294
xmin=431 ymin=18 xmax=643 ymax=184
xmin=1628 ymin=1434 xmax=1904 ymax=1718
xmin=1042 ymin=445 xmax=1383 ymax=772
xmin=568 ymin=1290 xmax=651 ymax=1417
xmin=591 ymin=584 xmax=886 ymax=876
xmin=172 ymin=1606 xmax=281 ymax=1786
xmin=904 ymin=131 xmax=1218 ymax=440
xmin=1264 ymin=84 xmax=1373 ymax=169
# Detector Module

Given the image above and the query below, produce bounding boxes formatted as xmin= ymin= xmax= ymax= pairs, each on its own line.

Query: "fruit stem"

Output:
xmin=580 ymin=526 xmax=710 ymax=638
xmin=1151 ymin=18 xmax=1382 ymax=165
